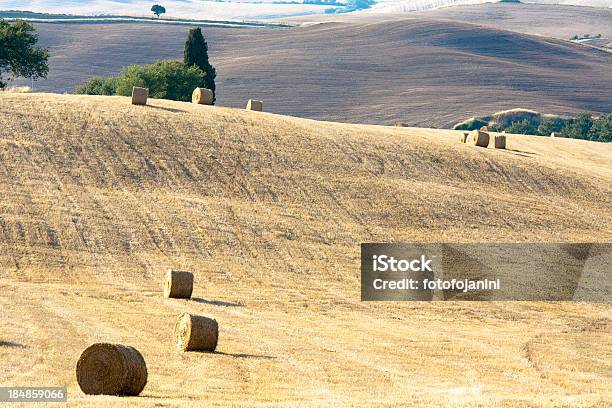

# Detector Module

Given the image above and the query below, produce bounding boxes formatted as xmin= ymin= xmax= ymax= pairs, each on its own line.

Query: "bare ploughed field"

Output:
xmin=412 ymin=4 xmax=612 ymax=40
xmin=13 ymin=4 xmax=611 ymax=127
xmin=0 ymin=93 xmax=610 ymax=406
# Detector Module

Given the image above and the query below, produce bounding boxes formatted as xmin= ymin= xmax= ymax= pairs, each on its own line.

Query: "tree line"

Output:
xmin=456 ymin=113 xmax=611 ymax=143
xmin=503 ymin=114 xmax=611 ymax=143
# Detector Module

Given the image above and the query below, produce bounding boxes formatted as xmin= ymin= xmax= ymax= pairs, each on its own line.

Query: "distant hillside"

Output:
xmin=367 ymin=0 xmax=612 ymax=13
xmin=12 ymin=18 xmax=612 ymax=127
xmin=415 ymin=3 xmax=612 ymax=40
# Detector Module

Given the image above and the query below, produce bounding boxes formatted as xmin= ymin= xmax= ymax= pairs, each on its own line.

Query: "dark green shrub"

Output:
xmin=505 ymin=119 xmax=538 ymax=135
xmin=537 ymin=118 xmax=567 ymax=136
xmin=589 ymin=114 xmax=612 ymax=142
xmin=561 ymin=113 xmax=593 ymax=140
xmin=75 ymin=76 xmax=118 ymax=95
xmin=76 ymin=60 xmax=207 ymax=102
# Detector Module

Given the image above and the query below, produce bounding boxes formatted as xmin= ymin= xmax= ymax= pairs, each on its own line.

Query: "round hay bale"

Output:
xmin=479 ymin=126 xmax=489 ymax=132
xmin=470 ymin=130 xmax=490 ymax=148
xmin=246 ymin=99 xmax=263 ymax=112
xmin=192 ymin=88 xmax=213 ymax=105
xmin=163 ymin=269 xmax=194 ymax=299
xmin=494 ymin=135 xmax=506 ymax=149
xmin=175 ymin=313 xmax=218 ymax=352
xmin=131 ymin=87 xmax=148 ymax=106
xmin=76 ymin=343 xmax=147 ymax=396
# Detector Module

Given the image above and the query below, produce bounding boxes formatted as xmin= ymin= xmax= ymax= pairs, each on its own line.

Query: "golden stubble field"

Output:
xmin=0 ymin=93 xmax=610 ymax=407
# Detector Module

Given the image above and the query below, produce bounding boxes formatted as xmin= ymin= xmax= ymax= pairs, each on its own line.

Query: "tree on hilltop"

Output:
xmin=0 ymin=19 xmax=49 ymax=88
xmin=151 ymin=5 xmax=166 ymax=18
xmin=184 ymin=28 xmax=217 ymax=103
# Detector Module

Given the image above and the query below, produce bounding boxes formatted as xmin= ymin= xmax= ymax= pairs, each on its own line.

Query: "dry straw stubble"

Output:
xmin=175 ymin=312 xmax=219 ymax=352
xmin=163 ymin=269 xmax=194 ymax=299
xmin=76 ymin=343 xmax=147 ymax=396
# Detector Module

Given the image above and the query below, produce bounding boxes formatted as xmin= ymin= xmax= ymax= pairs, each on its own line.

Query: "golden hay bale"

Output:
xmin=479 ymin=126 xmax=489 ymax=132
xmin=76 ymin=343 xmax=147 ymax=396
xmin=192 ymin=88 xmax=213 ymax=105
xmin=131 ymin=87 xmax=148 ymax=105
xmin=494 ymin=135 xmax=506 ymax=149
xmin=550 ymin=132 xmax=563 ymax=138
xmin=175 ymin=313 xmax=218 ymax=352
xmin=469 ymin=130 xmax=489 ymax=147
xmin=246 ymin=99 xmax=263 ymax=112
xmin=163 ymin=269 xmax=193 ymax=299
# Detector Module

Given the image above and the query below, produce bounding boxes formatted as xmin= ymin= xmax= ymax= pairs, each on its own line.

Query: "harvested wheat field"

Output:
xmin=0 ymin=93 xmax=610 ymax=407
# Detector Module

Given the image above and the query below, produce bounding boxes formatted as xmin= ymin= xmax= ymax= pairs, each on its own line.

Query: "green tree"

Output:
xmin=588 ymin=114 xmax=612 ymax=143
xmin=113 ymin=60 xmax=206 ymax=102
xmin=505 ymin=119 xmax=537 ymax=135
xmin=75 ymin=76 xmax=118 ymax=95
xmin=561 ymin=113 xmax=593 ymax=140
xmin=75 ymin=60 xmax=206 ymax=102
xmin=537 ymin=118 xmax=567 ymax=136
xmin=184 ymin=28 xmax=216 ymax=103
xmin=151 ymin=5 xmax=166 ymax=18
xmin=0 ymin=19 xmax=49 ymax=88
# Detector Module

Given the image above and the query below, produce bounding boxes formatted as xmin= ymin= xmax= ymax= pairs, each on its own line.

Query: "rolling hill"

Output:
xmin=0 ymin=93 xmax=610 ymax=406
xmin=14 ymin=17 xmax=612 ymax=127
xmin=367 ymin=0 xmax=612 ymax=14
xmin=413 ymin=3 xmax=612 ymax=41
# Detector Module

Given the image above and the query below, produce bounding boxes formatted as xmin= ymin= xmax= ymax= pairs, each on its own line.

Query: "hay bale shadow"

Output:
xmin=505 ymin=148 xmax=537 ymax=157
xmin=146 ymin=105 xmax=187 ymax=114
xmin=214 ymin=351 xmax=275 ymax=359
xmin=0 ymin=341 xmax=28 ymax=349
xmin=191 ymin=297 xmax=242 ymax=307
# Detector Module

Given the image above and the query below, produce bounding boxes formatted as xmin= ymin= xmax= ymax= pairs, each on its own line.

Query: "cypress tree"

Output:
xmin=184 ymin=28 xmax=216 ymax=103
